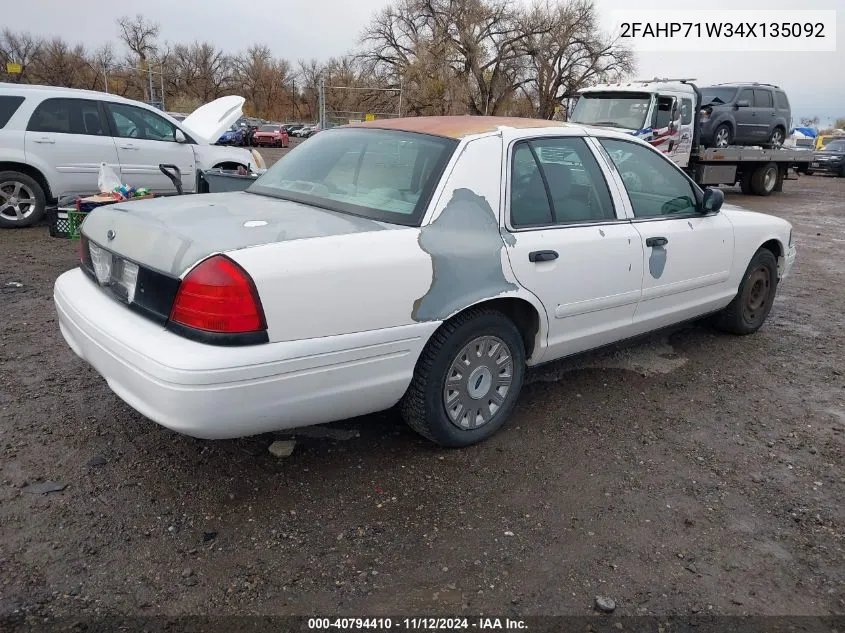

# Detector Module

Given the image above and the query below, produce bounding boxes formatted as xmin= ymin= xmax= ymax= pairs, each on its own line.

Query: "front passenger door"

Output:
xmin=598 ymin=138 xmax=734 ymax=331
xmin=104 ymin=102 xmax=196 ymax=193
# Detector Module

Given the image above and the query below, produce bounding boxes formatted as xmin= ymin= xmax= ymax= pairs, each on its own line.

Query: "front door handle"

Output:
xmin=119 ymin=144 xmax=139 ymax=150
xmin=646 ymin=236 xmax=668 ymax=247
xmin=529 ymin=250 xmax=559 ymax=263
xmin=32 ymin=136 xmax=55 ymax=144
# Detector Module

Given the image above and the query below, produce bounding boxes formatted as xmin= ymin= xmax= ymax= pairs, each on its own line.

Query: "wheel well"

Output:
xmin=448 ymin=297 xmax=541 ymax=358
xmin=0 ymin=162 xmax=53 ymax=201
xmin=213 ymin=162 xmax=247 ymax=171
xmin=761 ymin=239 xmax=782 ymax=259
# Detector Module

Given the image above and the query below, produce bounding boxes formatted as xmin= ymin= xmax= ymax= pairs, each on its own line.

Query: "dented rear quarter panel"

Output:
xmin=230 ymin=132 xmax=550 ymax=354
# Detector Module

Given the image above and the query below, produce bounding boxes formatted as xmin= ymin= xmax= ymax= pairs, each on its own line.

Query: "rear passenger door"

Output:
xmin=24 ymin=98 xmax=120 ymax=197
xmin=104 ymin=102 xmax=196 ymax=193
xmin=502 ymin=134 xmax=644 ymax=360
xmin=753 ymin=88 xmax=775 ymax=141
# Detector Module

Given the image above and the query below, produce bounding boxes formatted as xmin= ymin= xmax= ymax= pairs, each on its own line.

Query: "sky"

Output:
xmin=12 ymin=0 xmax=844 ymax=125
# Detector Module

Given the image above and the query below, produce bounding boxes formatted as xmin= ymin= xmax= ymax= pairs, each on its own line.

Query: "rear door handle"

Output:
xmin=646 ymin=237 xmax=668 ymax=247
xmin=119 ymin=144 xmax=139 ymax=150
xmin=32 ymin=136 xmax=55 ymax=144
xmin=529 ymin=250 xmax=559 ymax=263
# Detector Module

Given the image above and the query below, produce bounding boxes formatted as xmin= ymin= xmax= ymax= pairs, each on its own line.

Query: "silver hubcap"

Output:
xmin=715 ymin=128 xmax=730 ymax=147
xmin=0 ymin=180 xmax=36 ymax=221
xmin=443 ymin=335 xmax=514 ymax=430
xmin=771 ymin=130 xmax=783 ymax=147
xmin=764 ymin=167 xmax=777 ymax=191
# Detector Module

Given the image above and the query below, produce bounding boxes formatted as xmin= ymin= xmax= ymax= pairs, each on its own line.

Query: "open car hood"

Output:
xmin=180 ymin=96 xmax=245 ymax=145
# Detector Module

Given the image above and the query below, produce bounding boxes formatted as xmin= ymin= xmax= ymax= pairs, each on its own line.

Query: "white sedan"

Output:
xmin=54 ymin=116 xmax=796 ymax=447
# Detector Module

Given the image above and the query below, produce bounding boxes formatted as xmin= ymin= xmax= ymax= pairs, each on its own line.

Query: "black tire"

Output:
xmin=712 ymin=123 xmax=732 ymax=148
xmin=400 ymin=308 xmax=526 ymax=448
xmin=750 ymin=162 xmax=778 ymax=196
xmin=713 ymin=248 xmax=778 ymax=335
xmin=839 ymin=164 xmax=845 ymax=178
xmin=767 ymin=126 xmax=785 ymax=148
xmin=739 ymin=171 xmax=753 ymax=194
xmin=0 ymin=171 xmax=47 ymax=228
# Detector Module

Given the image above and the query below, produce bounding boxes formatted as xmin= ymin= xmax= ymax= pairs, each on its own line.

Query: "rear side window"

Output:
xmin=0 ymin=96 xmax=25 ymax=128
xmin=775 ymin=91 xmax=790 ymax=109
xmin=27 ymin=98 xmax=108 ymax=136
xmin=753 ymin=89 xmax=773 ymax=108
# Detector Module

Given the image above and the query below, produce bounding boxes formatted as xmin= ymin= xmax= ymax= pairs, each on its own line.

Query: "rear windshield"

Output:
xmin=248 ymin=127 xmax=458 ymax=226
xmin=701 ymin=87 xmax=737 ymax=104
xmin=0 ymin=95 xmax=25 ymax=128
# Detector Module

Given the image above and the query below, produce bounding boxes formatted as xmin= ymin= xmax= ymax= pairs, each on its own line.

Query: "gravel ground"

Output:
xmin=0 ymin=167 xmax=843 ymax=620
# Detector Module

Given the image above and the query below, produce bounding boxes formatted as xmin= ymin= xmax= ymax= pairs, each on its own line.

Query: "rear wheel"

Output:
xmin=713 ymin=248 xmax=778 ymax=335
xmin=0 ymin=171 xmax=47 ymax=228
xmin=767 ymin=127 xmax=785 ymax=148
xmin=400 ymin=308 xmax=526 ymax=448
xmin=750 ymin=162 xmax=778 ymax=196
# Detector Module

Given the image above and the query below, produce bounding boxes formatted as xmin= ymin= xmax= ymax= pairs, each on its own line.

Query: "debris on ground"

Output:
xmin=268 ymin=440 xmax=297 ymax=458
xmin=21 ymin=481 xmax=67 ymax=495
xmin=5 ymin=281 xmax=23 ymax=288
xmin=87 ymin=455 xmax=107 ymax=468
xmin=594 ymin=595 xmax=616 ymax=613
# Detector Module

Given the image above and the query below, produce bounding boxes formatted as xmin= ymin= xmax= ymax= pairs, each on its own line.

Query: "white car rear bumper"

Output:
xmin=54 ymin=268 xmax=438 ymax=439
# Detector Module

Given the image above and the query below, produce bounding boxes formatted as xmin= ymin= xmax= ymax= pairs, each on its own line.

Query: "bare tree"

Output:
xmin=0 ymin=29 xmax=43 ymax=83
xmin=116 ymin=14 xmax=160 ymax=100
xmin=522 ymin=0 xmax=634 ymax=119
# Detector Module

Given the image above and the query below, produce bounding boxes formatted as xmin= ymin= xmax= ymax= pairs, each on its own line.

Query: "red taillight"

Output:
xmin=170 ymin=255 xmax=265 ymax=334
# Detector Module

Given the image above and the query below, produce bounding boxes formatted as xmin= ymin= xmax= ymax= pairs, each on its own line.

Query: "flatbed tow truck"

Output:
xmin=569 ymin=78 xmax=813 ymax=196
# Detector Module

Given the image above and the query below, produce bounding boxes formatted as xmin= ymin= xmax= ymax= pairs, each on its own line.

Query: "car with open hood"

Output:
xmin=0 ymin=84 xmax=264 ymax=227
xmin=54 ymin=116 xmax=796 ymax=447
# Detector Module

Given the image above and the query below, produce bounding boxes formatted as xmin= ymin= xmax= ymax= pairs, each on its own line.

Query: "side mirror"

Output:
xmin=735 ymin=100 xmax=751 ymax=108
xmin=175 ymin=129 xmax=187 ymax=143
xmin=701 ymin=187 xmax=724 ymax=213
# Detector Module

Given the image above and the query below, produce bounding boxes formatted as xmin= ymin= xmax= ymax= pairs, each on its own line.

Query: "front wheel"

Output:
xmin=400 ymin=308 xmax=526 ymax=447
xmin=713 ymin=123 xmax=732 ymax=148
xmin=712 ymin=248 xmax=778 ymax=335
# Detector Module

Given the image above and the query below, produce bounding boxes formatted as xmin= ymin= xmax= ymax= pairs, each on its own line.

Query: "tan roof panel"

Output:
xmin=344 ymin=116 xmax=572 ymax=139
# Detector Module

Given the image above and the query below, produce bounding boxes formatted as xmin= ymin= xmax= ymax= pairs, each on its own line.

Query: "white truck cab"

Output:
xmin=570 ymin=78 xmax=698 ymax=168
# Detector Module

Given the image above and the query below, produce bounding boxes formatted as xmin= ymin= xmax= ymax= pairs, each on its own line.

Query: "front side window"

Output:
xmin=570 ymin=92 xmax=650 ymax=130
xmin=106 ymin=102 xmax=179 ymax=142
xmin=27 ymin=98 xmax=106 ymax=136
xmin=599 ymin=138 xmax=698 ymax=218
xmin=0 ymin=96 xmax=25 ymax=128
xmin=680 ymin=98 xmax=693 ymax=125
xmin=510 ymin=137 xmax=615 ymax=228
xmin=653 ymin=97 xmax=674 ymax=129
xmin=248 ymin=128 xmax=457 ymax=226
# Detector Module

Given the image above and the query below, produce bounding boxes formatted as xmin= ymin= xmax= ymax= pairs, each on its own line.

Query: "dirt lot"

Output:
xmin=0 ymin=168 xmax=843 ymax=620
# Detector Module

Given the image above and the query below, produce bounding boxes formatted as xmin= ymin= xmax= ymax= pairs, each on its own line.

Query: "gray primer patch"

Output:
xmin=649 ymin=246 xmax=667 ymax=279
xmin=412 ymin=188 xmax=517 ymax=321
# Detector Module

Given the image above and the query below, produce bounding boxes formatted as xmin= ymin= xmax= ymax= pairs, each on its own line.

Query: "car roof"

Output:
xmin=705 ymin=83 xmax=782 ymax=90
xmin=0 ymin=81 xmax=143 ymax=103
xmin=345 ymin=115 xmax=575 ymax=139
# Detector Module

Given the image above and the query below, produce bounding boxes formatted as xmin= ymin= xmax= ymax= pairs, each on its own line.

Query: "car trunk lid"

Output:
xmin=80 ymin=191 xmax=395 ymax=278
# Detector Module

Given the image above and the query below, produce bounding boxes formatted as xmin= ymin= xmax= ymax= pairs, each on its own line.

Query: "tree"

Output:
xmin=116 ymin=14 xmax=160 ymax=101
xmin=0 ymin=29 xmax=42 ymax=83
xmin=522 ymin=0 xmax=634 ymax=119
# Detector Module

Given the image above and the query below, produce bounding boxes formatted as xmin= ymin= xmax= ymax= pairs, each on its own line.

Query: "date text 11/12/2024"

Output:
xmin=307 ymin=618 xmax=528 ymax=630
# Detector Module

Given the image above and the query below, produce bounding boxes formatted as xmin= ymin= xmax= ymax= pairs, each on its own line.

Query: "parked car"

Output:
xmin=806 ymin=138 xmax=845 ymax=176
xmin=285 ymin=124 xmax=304 ymax=135
xmin=699 ymin=83 xmax=792 ymax=149
xmin=252 ymin=124 xmax=289 ymax=148
xmin=216 ymin=124 xmax=248 ymax=146
xmin=292 ymin=125 xmax=314 ymax=137
xmin=0 ymin=83 xmax=262 ymax=227
xmin=54 ymin=116 xmax=795 ymax=447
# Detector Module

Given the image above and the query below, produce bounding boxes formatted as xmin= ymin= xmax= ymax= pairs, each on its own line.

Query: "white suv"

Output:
xmin=0 ymin=83 xmax=262 ymax=227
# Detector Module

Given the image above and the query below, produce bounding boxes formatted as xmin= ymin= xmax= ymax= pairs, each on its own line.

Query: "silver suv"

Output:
xmin=0 ymin=83 xmax=258 ymax=227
